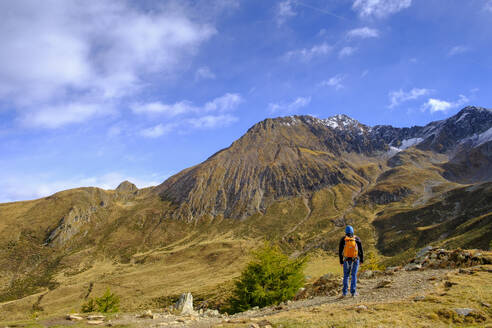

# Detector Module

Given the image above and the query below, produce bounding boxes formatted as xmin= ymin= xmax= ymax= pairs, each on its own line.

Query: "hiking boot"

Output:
xmin=351 ymin=292 xmax=359 ymax=297
xmin=338 ymin=294 xmax=347 ymax=299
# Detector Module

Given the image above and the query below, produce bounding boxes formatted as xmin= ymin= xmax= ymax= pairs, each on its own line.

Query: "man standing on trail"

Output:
xmin=339 ymin=225 xmax=364 ymax=297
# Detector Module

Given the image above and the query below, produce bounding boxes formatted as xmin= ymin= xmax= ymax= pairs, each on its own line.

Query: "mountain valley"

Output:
xmin=0 ymin=106 xmax=491 ymax=320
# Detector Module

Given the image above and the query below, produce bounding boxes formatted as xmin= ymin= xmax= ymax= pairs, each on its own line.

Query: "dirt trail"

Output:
xmin=102 ymin=268 xmax=450 ymax=328
xmin=233 ymin=268 xmax=449 ymax=319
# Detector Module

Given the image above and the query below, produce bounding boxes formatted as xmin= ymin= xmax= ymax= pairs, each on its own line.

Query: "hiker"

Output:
xmin=339 ymin=225 xmax=364 ymax=297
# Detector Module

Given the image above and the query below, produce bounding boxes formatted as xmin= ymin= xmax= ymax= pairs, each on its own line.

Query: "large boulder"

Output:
xmin=174 ymin=292 xmax=195 ymax=315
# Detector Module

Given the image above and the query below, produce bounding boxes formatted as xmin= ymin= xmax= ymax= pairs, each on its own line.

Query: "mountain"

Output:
xmin=0 ymin=106 xmax=491 ymax=319
xmin=157 ymin=106 xmax=492 ymax=221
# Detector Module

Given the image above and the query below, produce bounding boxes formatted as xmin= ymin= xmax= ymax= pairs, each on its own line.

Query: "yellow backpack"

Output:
xmin=343 ymin=236 xmax=358 ymax=258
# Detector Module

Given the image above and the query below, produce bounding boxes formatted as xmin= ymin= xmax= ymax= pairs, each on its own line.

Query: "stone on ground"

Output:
xmin=454 ymin=308 xmax=476 ymax=316
xmin=175 ymin=292 xmax=195 ymax=315
xmin=66 ymin=314 xmax=84 ymax=321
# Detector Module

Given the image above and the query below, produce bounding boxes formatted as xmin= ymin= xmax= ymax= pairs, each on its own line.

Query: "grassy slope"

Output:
xmin=0 ymin=147 xmax=490 ymax=320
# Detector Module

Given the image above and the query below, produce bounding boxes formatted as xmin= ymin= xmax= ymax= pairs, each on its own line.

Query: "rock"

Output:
xmin=67 ymin=314 xmax=84 ymax=321
xmin=481 ymin=301 xmax=490 ymax=308
xmin=416 ymin=246 xmax=433 ymax=259
xmin=360 ymin=270 xmax=374 ymax=279
xmin=322 ymin=273 xmax=335 ymax=279
xmin=205 ymin=309 xmax=220 ymax=317
xmin=387 ymin=266 xmax=399 ymax=271
xmin=375 ymin=279 xmax=392 ymax=288
xmin=249 ymin=324 xmax=260 ymax=328
xmin=454 ymin=308 xmax=475 ymax=316
xmin=87 ymin=320 xmax=105 ymax=325
xmin=444 ymin=281 xmax=458 ymax=288
xmin=355 ymin=305 xmax=368 ymax=312
xmin=87 ymin=315 xmax=105 ymax=321
xmin=413 ymin=295 xmax=425 ymax=301
xmin=257 ymin=319 xmax=273 ymax=327
xmin=404 ymin=263 xmax=422 ymax=271
xmin=137 ymin=310 xmax=154 ymax=319
xmin=174 ymin=292 xmax=195 ymax=315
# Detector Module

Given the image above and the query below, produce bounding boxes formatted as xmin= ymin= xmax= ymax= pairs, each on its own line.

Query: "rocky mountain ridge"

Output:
xmin=156 ymin=106 xmax=492 ymax=221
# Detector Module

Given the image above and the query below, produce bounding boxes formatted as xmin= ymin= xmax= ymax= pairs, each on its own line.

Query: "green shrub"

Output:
xmin=81 ymin=288 xmax=120 ymax=313
xmin=81 ymin=298 xmax=97 ymax=313
xmin=361 ymin=251 xmax=386 ymax=271
xmin=227 ymin=243 xmax=306 ymax=313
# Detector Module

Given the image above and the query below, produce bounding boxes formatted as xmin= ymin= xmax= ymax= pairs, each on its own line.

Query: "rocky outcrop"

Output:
xmin=45 ymin=206 xmax=97 ymax=247
xmin=294 ymin=274 xmax=340 ymax=299
xmin=361 ymin=186 xmax=412 ymax=205
xmin=406 ymin=246 xmax=491 ymax=269
xmin=116 ymin=180 xmax=138 ymax=193
xmin=173 ymin=292 xmax=195 ymax=315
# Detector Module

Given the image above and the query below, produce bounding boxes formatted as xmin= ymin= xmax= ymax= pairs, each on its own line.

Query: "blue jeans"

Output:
xmin=342 ymin=258 xmax=359 ymax=295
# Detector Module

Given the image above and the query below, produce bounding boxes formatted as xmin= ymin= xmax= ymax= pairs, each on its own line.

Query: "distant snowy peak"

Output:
xmin=319 ymin=114 xmax=369 ymax=133
xmin=450 ymin=106 xmax=491 ymax=125
xmin=274 ymin=106 xmax=491 ymax=154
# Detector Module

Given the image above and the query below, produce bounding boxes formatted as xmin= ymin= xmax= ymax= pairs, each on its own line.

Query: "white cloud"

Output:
xmin=284 ymin=43 xmax=332 ymax=61
xmin=195 ymin=66 xmax=216 ymax=80
xmin=132 ymin=93 xmax=242 ymax=116
xmin=187 ymin=114 xmax=238 ymax=128
xmin=0 ymin=171 xmax=168 ymax=202
xmin=320 ymin=75 xmax=345 ymax=90
xmin=448 ymin=45 xmax=470 ymax=56
xmin=203 ymin=93 xmax=243 ymax=112
xmin=347 ymin=27 xmax=380 ymax=38
xmin=422 ymin=95 xmax=469 ymax=113
xmin=339 ymin=47 xmax=357 ymax=58
xmin=268 ymin=97 xmax=311 ymax=114
xmin=20 ymin=102 xmax=111 ymax=128
xmin=132 ymin=101 xmax=196 ymax=116
xmin=352 ymin=0 xmax=412 ymax=18
xmin=388 ymin=88 xmax=432 ymax=108
xmin=140 ymin=123 xmax=175 ymax=138
xmin=277 ymin=0 xmax=297 ymax=25
xmin=135 ymin=93 xmax=243 ymax=137
xmin=0 ymin=1 xmax=216 ymax=128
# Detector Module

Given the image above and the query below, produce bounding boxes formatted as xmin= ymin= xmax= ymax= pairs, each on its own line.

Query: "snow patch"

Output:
xmin=458 ymin=126 xmax=492 ymax=147
xmin=455 ymin=112 xmax=469 ymax=123
xmin=387 ymin=146 xmax=401 ymax=157
xmin=475 ymin=127 xmax=492 ymax=146
xmin=399 ymin=138 xmax=423 ymax=150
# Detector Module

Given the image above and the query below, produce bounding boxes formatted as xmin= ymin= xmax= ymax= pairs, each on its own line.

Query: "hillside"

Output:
xmin=0 ymin=106 xmax=491 ymax=319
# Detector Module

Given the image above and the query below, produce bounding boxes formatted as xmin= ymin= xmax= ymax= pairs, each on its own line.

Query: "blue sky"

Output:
xmin=0 ymin=0 xmax=491 ymax=202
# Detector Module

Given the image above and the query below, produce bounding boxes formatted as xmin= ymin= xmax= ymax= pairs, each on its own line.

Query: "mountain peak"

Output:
xmin=116 ymin=181 xmax=138 ymax=193
xmin=318 ymin=113 xmax=368 ymax=133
